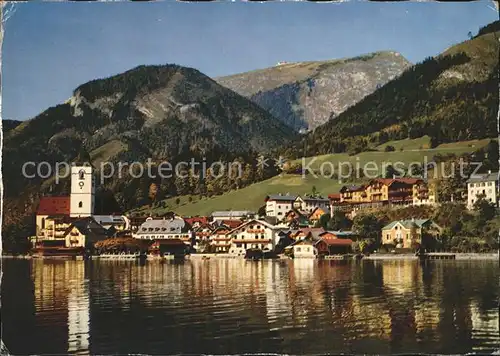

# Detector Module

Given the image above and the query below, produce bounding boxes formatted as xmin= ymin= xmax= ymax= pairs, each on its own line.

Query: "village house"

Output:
xmin=209 ymin=222 xmax=242 ymax=253
xmin=63 ymin=217 xmax=110 ymax=249
xmin=265 ymin=194 xmax=297 ymax=218
xmin=381 ymin=219 xmax=442 ymax=249
xmin=93 ymin=215 xmax=130 ymax=232
xmin=308 ymin=207 xmax=328 ymax=226
xmin=466 ymin=171 xmax=499 ymax=209
xmin=211 ymin=211 xmax=254 ymax=221
xmin=35 ymin=197 xmax=71 ymax=243
xmin=283 ymin=209 xmax=310 ymax=228
xmin=193 ymin=223 xmax=214 ymax=252
xmin=294 ymin=195 xmax=330 ymax=214
xmin=227 ymin=219 xmax=280 ymax=256
xmin=291 ymin=239 xmax=318 ymax=258
xmin=133 ymin=217 xmax=194 ymax=247
xmin=287 ymin=230 xmax=353 ymax=258
xmin=413 ymin=180 xmax=438 ymax=206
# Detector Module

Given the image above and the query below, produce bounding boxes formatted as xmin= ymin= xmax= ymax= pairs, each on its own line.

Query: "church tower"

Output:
xmin=70 ymin=165 xmax=95 ymax=217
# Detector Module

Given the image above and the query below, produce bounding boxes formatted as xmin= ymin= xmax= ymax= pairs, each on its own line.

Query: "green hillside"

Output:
xmin=133 ymin=137 xmax=492 ymax=217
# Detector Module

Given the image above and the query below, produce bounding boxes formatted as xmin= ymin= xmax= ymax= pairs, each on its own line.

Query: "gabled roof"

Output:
xmin=301 ymin=196 xmax=329 ymax=202
xmin=328 ymin=193 xmax=341 ymax=200
xmin=137 ymin=218 xmax=187 ymax=234
xmin=321 ymin=230 xmax=356 ymax=238
xmin=37 ymin=196 xmax=70 ymax=215
xmin=340 ymin=185 xmax=366 ymax=193
xmin=217 ymin=219 xmax=244 ymax=229
xmin=211 ymin=211 xmax=254 ymax=217
xmin=467 ymin=172 xmax=499 ymax=183
xmin=368 ymin=177 xmax=423 ymax=187
xmin=195 ymin=223 xmax=213 ymax=232
xmin=64 ymin=217 xmax=110 ymax=239
xmin=266 ymin=194 xmax=297 ymax=202
xmin=308 ymin=207 xmax=327 ymax=218
xmin=382 ymin=219 xmax=430 ymax=230
xmin=225 ymin=219 xmax=277 ymax=236
xmin=184 ymin=217 xmax=209 ymax=226
xmin=319 ymin=238 xmax=353 ymax=246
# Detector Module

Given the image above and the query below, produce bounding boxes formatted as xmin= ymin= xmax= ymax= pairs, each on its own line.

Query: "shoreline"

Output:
xmin=2 ymin=252 xmax=498 ymax=261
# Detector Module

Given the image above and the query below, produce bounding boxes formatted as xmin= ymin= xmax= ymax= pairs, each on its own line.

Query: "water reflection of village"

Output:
xmin=22 ymin=259 xmax=500 ymax=354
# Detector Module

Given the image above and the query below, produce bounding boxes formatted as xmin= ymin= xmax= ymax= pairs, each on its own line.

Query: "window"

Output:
xmin=489 ymin=182 xmax=493 ymax=186
xmin=236 ymin=244 xmax=241 ymax=248
xmin=41 ymin=218 xmax=45 ymax=229
xmin=78 ymin=201 xmax=83 ymax=208
xmin=296 ymin=247 xmax=301 ymax=252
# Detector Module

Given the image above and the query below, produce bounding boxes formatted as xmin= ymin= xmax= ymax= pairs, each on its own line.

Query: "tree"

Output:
xmin=384 ymin=145 xmax=395 ymax=152
xmin=175 ymin=197 xmax=181 ymax=205
xmin=258 ymin=205 xmax=266 ymax=217
xmin=385 ymin=164 xmax=399 ymax=179
xmin=473 ymin=194 xmax=497 ymax=225
xmin=352 ymin=213 xmax=383 ymax=243
xmin=315 ymin=213 xmax=331 ymax=230
xmin=328 ymin=211 xmax=352 ymax=231
xmin=312 ymin=185 xmax=318 ymax=197
xmin=148 ymin=183 xmax=158 ymax=206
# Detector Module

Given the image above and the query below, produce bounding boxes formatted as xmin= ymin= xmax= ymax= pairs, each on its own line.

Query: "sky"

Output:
xmin=2 ymin=0 xmax=498 ymax=121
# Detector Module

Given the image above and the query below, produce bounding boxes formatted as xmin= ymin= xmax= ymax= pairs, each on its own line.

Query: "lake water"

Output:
xmin=1 ymin=258 xmax=499 ymax=355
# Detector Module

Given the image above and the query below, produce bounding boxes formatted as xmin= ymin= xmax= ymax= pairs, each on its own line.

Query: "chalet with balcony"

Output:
xmin=227 ymin=219 xmax=279 ymax=256
xmin=209 ymin=225 xmax=234 ymax=253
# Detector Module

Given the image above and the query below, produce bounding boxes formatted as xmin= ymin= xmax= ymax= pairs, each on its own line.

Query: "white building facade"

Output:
xmin=265 ymin=194 xmax=297 ymax=218
xmin=70 ymin=166 xmax=95 ymax=217
xmin=467 ymin=172 xmax=499 ymax=210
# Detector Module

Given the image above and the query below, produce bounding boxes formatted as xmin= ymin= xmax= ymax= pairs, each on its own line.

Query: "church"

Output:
xmin=32 ymin=164 xmax=130 ymax=252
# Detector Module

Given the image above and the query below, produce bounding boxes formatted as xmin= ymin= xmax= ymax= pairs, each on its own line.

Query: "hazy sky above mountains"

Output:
xmin=3 ymin=1 xmax=498 ymax=121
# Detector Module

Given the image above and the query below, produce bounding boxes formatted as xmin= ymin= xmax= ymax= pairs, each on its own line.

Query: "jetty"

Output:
xmin=419 ymin=252 xmax=456 ymax=260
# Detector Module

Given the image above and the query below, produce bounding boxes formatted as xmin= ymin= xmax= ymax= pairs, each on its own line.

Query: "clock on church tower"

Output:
xmin=70 ymin=165 xmax=96 ymax=217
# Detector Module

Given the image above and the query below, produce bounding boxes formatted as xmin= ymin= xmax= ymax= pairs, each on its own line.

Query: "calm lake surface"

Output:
xmin=1 ymin=258 xmax=499 ymax=355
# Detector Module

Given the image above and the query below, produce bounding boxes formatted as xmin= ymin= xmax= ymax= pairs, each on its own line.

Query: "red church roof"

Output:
xmin=37 ymin=196 xmax=70 ymax=215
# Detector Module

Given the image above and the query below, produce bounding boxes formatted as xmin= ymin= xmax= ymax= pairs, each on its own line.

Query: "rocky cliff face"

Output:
xmin=217 ymin=51 xmax=412 ymax=131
